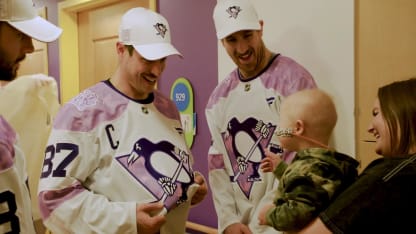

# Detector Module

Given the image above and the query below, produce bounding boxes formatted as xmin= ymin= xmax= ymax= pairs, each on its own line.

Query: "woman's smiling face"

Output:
xmin=368 ymin=98 xmax=394 ymax=156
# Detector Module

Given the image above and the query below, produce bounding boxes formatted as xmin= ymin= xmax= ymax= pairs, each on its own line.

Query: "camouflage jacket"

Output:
xmin=266 ymin=148 xmax=359 ymax=232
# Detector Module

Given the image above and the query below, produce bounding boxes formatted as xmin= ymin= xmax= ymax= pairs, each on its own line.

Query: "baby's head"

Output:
xmin=277 ymin=89 xmax=337 ymax=151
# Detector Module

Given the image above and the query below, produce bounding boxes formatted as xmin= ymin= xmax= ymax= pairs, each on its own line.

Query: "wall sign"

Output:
xmin=170 ymin=77 xmax=196 ymax=148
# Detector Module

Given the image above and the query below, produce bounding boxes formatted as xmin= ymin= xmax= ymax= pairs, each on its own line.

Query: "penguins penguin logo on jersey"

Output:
xmin=222 ymin=117 xmax=275 ymax=198
xmin=116 ymin=138 xmax=194 ymax=210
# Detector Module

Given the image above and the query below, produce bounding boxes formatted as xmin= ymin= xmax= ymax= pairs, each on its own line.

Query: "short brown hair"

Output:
xmin=124 ymin=45 xmax=134 ymax=56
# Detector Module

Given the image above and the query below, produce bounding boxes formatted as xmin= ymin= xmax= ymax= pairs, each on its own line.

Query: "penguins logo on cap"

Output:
xmin=226 ymin=6 xmax=242 ymax=19
xmin=154 ymin=23 xmax=167 ymax=38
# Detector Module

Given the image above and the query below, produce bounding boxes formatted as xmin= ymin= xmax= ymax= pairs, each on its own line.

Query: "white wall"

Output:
xmin=217 ymin=0 xmax=355 ymax=156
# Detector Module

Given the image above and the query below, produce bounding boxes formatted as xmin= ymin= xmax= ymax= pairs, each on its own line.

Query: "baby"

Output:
xmin=258 ymin=89 xmax=359 ymax=232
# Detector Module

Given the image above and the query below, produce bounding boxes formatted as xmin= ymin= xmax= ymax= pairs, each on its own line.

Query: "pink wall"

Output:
xmin=34 ymin=0 xmax=61 ymax=98
xmin=158 ymin=0 xmax=219 ymax=230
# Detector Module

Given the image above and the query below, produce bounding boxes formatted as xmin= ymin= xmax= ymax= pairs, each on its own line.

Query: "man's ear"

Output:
xmin=116 ymin=42 xmax=125 ymax=55
xmin=294 ymin=120 xmax=305 ymax=135
xmin=259 ymin=20 xmax=264 ymax=35
xmin=259 ymin=20 xmax=264 ymax=28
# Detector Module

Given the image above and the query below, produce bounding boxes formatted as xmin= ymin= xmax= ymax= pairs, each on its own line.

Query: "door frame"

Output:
xmin=58 ymin=0 xmax=156 ymax=103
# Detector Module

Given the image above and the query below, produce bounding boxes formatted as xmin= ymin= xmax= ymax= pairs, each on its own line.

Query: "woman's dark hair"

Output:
xmin=378 ymin=77 xmax=416 ymax=156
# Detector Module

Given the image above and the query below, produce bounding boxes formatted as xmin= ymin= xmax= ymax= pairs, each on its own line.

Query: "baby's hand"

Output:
xmin=260 ymin=148 xmax=282 ymax=172
xmin=258 ymin=203 xmax=275 ymax=225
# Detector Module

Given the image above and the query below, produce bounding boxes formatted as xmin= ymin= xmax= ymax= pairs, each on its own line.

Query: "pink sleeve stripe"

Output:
xmin=38 ymin=181 xmax=85 ymax=220
xmin=0 ymin=117 xmax=16 ymax=171
xmin=0 ymin=142 xmax=13 ymax=171
xmin=208 ymin=153 xmax=225 ymax=171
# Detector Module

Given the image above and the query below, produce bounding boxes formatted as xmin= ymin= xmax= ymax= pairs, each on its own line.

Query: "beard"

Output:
xmin=0 ymin=55 xmax=25 ymax=82
xmin=0 ymin=61 xmax=16 ymax=81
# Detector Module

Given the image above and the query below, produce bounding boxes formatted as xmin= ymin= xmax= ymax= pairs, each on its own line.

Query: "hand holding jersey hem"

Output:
xmin=136 ymin=202 xmax=166 ymax=234
xmin=190 ymin=171 xmax=208 ymax=206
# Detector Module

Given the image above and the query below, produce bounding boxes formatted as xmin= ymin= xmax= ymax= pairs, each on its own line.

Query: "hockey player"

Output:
xmin=206 ymin=0 xmax=317 ymax=233
xmin=38 ymin=7 xmax=207 ymax=234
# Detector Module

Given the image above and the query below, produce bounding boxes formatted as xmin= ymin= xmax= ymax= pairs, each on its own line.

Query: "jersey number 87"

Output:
xmin=41 ymin=143 xmax=79 ymax=178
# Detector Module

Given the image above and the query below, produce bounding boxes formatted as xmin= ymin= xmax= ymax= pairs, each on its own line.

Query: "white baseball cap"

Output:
xmin=119 ymin=7 xmax=182 ymax=60
xmin=0 ymin=0 xmax=62 ymax=42
xmin=213 ymin=0 xmax=261 ymax=39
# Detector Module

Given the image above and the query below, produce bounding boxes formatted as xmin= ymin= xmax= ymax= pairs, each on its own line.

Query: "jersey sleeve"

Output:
xmin=37 ymin=127 xmax=137 ymax=233
xmin=0 ymin=74 xmax=60 ymax=221
xmin=0 ymin=117 xmax=36 ymax=234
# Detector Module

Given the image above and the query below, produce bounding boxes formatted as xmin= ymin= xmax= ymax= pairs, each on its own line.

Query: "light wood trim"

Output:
xmin=60 ymin=0 xmax=121 ymax=12
xmin=186 ymin=221 xmax=218 ymax=234
xmin=58 ymin=1 xmax=80 ymax=103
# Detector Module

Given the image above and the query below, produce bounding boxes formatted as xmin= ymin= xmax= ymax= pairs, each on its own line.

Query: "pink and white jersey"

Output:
xmin=0 ymin=116 xmax=36 ymax=234
xmin=206 ymin=54 xmax=317 ymax=233
xmin=0 ymin=74 xmax=60 ymax=221
xmin=38 ymin=81 xmax=197 ymax=234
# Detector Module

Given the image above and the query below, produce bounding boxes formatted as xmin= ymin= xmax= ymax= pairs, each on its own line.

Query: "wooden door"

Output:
xmin=355 ymin=0 xmax=416 ymax=171
xmin=78 ymin=0 xmax=147 ymax=91
xmin=18 ymin=7 xmax=48 ymax=76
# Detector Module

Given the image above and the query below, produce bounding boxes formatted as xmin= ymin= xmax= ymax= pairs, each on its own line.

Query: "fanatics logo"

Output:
xmin=226 ymin=5 xmax=242 ymax=19
xmin=154 ymin=23 xmax=167 ymax=38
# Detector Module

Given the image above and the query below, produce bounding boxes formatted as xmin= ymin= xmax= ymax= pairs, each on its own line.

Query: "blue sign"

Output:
xmin=172 ymin=83 xmax=190 ymax=112
xmin=170 ymin=77 xmax=195 ymax=148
